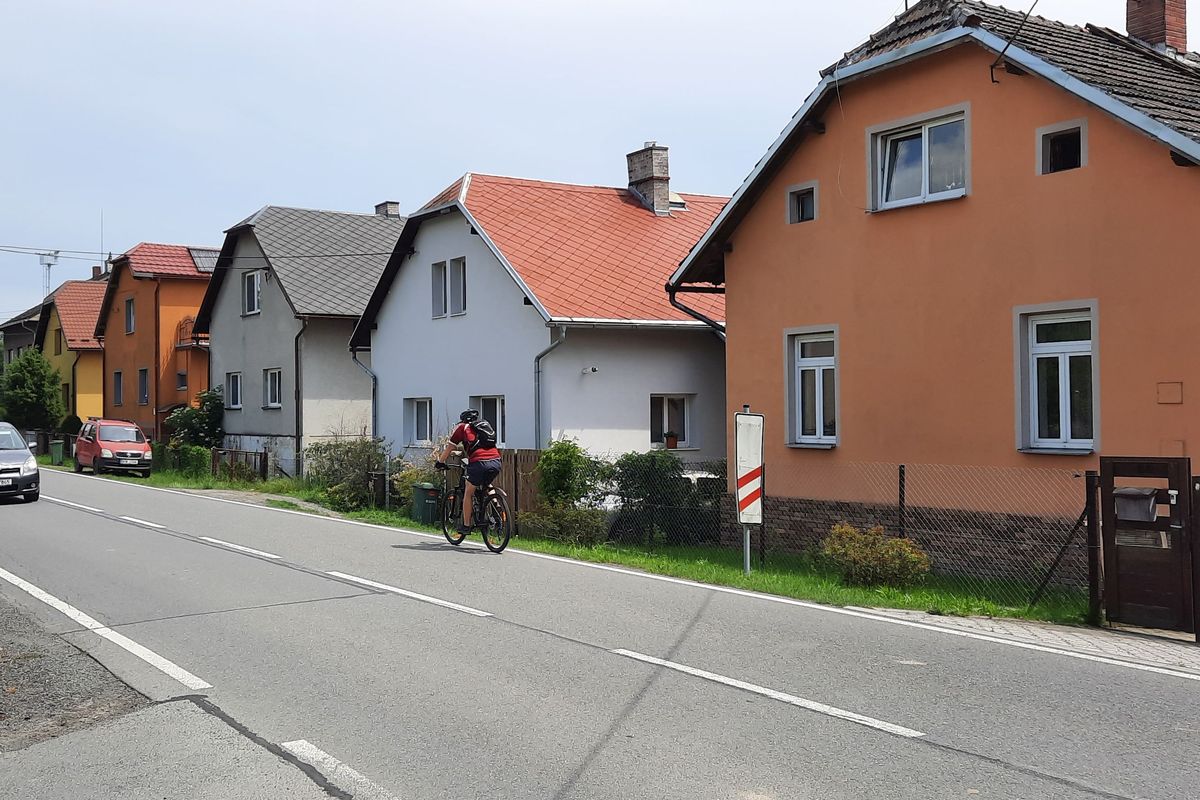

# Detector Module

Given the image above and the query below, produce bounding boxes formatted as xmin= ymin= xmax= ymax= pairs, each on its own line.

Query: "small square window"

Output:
xmin=650 ymin=395 xmax=691 ymax=448
xmin=787 ymin=185 xmax=817 ymax=224
xmin=176 ymin=371 xmax=188 ymax=391
xmin=1038 ymin=120 xmax=1087 ymax=175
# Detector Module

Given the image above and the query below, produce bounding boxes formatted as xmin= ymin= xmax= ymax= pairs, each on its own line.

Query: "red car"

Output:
xmin=74 ymin=418 xmax=153 ymax=477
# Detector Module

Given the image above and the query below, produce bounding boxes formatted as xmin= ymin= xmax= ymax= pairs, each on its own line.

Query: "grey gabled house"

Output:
xmin=195 ymin=203 xmax=405 ymax=474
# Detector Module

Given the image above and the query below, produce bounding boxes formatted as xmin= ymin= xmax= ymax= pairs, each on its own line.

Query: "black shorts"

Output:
xmin=466 ymin=458 xmax=502 ymax=487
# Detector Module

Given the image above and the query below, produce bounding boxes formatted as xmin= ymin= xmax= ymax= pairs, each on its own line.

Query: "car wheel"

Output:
xmin=25 ymin=491 xmax=39 ymax=503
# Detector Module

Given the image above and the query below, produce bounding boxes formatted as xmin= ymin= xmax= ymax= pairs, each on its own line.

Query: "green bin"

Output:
xmin=49 ymin=439 xmax=64 ymax=466
xmin=410 ymin=482 xmax=441 ymax=524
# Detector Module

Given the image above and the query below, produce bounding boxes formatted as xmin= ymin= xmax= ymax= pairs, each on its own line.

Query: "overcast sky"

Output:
xmin=1 ymin=0 xmax=1194 ymax=318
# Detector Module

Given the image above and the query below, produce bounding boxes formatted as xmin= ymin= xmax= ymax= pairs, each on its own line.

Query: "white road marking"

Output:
xmin=612 ymin=648 xmax=925 ymax=739
xmin=43 ymin=496 xmax=103 ymax=513
xmin=45 ymin=471 xmax=1200 ymax=682
xmin=281 ymin=740 xmax=400 ymax=800
xmin=199 ymin=536 xmax=281 ymax=559
xmin=327 ymin=571 xmax=491 ymax=617
xmin=0 ymin=565 xmax=211 ymax=690
xmin=118 ymin=515 xmax=166 ymax=529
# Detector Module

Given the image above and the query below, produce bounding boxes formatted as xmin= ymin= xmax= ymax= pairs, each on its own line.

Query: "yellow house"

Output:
xmin=35 ymin=279 xmax=108 ymax=421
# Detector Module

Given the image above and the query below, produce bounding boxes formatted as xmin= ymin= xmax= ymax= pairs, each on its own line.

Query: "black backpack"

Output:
xmin=468 ymin=419 xmax=498 ymax=451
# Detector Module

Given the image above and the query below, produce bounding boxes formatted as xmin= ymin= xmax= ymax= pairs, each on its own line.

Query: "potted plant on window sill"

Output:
xmin=664 ymin=431 xmax=679 ymax=450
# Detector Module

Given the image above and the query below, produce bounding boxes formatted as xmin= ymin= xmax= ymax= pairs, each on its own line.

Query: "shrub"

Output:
xmin=821 ymin=523 xmax=931 ymax=589
xmin=537 ymin=439 xmax=605 ymax=507
xmin=152 ymin=442 xmax=211 ymax=477
xmin=392 ymin=461 xmax=440 ymax=509
xmin=517 ymin=504 xmax=608 ymax=546
xmin=60 ymin=414 xmax=83 ymax=436
xmin=0 ymin=349 xmax=65 ymax=430
xmin=165 ymin=388 xmax=224 ymax=447
xmin=304 ymin=437 xmax=390 ymax=512
xmin=609 ymin=449 xmax=687 ymax=507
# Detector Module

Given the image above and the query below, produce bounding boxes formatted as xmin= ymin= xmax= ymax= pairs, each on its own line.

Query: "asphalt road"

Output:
xmin=2 ymin=469 xmax=1198 ymax=799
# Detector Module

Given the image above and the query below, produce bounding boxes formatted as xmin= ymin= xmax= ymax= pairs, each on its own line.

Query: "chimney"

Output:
xmin=374 ymin=200 xmax=401 ymax=218
xmin=627 ymin=141 xmax=671 ymax=216
xmin=1127 ymin=0 xmax=1188 ymax=52
xmin=91 ymin=265 xmax=102 ymax=279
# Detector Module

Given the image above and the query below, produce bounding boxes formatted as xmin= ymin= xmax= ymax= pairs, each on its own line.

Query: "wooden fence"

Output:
xmin=496 ymin=448 xmax=542 ymax=515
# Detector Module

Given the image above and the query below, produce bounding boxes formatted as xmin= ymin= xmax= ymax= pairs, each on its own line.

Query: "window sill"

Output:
xmin=226 ymin=406 xmax=242 ymax=411
xmin=872 ymin=191 xmax=966 ymax=214
xmin=449 ymin=311 xmax=467 ymax=318
xmin=262 ymin=405 xmax=282 ymax=411
xmin=788 ymin=442 xmax=836 ymax=450
xmin=1019 ymin=447 xmax=1094 ymax=456
xmin=241 ymin=311 xmax=261 ymax=318
xmin=658 ymin=446 xmax=699 ymax=452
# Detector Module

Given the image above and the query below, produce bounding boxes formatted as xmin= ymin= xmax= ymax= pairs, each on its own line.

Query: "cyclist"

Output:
xmin=435 ymin=409 xmax=502 ymax=534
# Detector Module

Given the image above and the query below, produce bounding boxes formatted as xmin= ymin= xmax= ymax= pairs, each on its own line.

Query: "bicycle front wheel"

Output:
xmin=441 ymin=487 xmax=466 ymax=546
xmin=482 ymin=492 xmax=512 ymax=553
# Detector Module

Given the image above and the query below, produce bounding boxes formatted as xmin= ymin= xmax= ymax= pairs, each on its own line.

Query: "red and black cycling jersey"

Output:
xmin=449 ymin=422 xmax=501 ymax=463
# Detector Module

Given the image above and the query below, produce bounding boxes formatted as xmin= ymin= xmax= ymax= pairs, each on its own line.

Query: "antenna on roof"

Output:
xmin=990 ymin=0 xmax=1039 ymax=83
xmin=37 ymin=251 xmax=59 ymax=299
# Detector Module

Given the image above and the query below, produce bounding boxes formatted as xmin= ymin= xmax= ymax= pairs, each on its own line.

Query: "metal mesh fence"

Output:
xmin=583 ymin=455 xmax=1090 ymax=613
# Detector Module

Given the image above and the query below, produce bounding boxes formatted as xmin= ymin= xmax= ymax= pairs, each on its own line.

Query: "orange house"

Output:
xmin=95 ymin=243 xmax=219 ymax=439
xmin=671 ymin=4 xmax=1200 ymax=508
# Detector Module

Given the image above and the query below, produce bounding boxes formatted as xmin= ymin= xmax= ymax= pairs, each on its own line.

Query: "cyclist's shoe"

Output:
xmin=456 ymin=522 xmax=472 ymax=535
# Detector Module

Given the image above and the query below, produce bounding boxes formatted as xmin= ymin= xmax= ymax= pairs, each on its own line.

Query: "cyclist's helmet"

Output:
xmin=459 ymin=409 xmax=479 ymax=424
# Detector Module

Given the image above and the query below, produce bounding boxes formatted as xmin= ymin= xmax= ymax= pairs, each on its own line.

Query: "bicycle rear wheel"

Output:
xmin=481 ymin=491 xmax=512 ymax=553
xmin=441 ymin=487 xmax=466 ymax=546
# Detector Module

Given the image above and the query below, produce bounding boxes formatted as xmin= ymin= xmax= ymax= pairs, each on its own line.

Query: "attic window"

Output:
xmin=787 ymin=183 xmax=818 ymax=224
xmin=1038 ymin=120 xmax=1087 ymax=175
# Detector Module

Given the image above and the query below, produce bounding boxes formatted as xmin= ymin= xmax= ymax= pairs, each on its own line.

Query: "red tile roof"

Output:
xmin=120 ymin=242 xmax=211 ymax=279
xmin=455 ymin=174 xmax=727 ymax=323
xmin=51 ymin=280 xmax=107 ymax=350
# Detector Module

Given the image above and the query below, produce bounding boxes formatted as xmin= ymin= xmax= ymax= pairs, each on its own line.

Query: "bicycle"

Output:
xmin=439 ymin=453 xmax=512 ymax=553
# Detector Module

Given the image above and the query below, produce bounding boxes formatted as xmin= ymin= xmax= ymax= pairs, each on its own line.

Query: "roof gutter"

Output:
xmin=533 ymin=325 xmax=566 ymax=450
xmin=351 ymin=347 xmax=378 ymax=439
xmin=667 ymin=284 xmax=726 ymax=340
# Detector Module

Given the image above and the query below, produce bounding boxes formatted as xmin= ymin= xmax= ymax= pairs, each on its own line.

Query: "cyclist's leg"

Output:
xmin=461 ymin=479 xmax=476 ymax=529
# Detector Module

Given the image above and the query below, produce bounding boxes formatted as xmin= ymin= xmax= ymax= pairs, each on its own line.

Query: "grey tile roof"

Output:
xmin=828 ymin=0 xmax=1200 ymax=146
xmin=189 ymin=247 xmax=220 ymax=273
xmin=243 ymin=206 xmax=406 ymax=318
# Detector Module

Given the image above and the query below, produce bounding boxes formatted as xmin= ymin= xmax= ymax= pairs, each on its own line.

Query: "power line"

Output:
xmin=0 ymin=245 xmax=397 ymax=265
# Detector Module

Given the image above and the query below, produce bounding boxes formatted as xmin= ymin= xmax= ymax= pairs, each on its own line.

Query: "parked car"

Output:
xmin=74 ymin=418 xmax=153 ymax=477
xmin=0 ymin=422 xmax=40 ymax=502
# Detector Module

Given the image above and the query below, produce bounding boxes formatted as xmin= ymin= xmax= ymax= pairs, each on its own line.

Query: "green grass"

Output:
xmin=45 ymin=458 xmax=1087 ymax=625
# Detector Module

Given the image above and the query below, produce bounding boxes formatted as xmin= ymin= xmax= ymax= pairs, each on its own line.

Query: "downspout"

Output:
xmin=533 ymin=325 xmax=567 ymax=450
xmin=351 ymin=347 xmax=378 ymax=438
xmin=667 ymin=284 xmax=726 ymax=341
xmin=153 ymin=279 xmax=161 ymax=438
xmin=294 ymin=318 xmax=307 ymax=473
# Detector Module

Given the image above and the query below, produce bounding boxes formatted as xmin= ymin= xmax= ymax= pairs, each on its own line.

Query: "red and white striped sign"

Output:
xmin=734 ymin=412 xmax=765 ymax=525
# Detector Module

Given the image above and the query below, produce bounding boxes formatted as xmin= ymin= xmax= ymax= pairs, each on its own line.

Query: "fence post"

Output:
xmin=210 ymin=448 xmax=218 ymax=478
xmin=1085 ymin=469 xmax=1102 ymax=626
xmin=898 ymin=464 xmax=907 ymax=538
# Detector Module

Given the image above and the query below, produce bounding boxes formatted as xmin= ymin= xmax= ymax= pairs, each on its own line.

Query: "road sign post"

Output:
xmin=734 ymin=409 xmax=765 ymax=575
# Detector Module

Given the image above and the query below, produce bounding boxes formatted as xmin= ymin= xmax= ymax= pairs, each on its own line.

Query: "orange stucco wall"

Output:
xmin=100 ymin=266 xmax=209 ymax=438
xmin=724 ymin=43 xmax=1200 ymax=497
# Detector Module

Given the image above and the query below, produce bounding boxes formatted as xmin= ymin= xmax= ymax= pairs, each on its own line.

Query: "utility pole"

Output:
xmin=38 ymin=251 xmax=60 ymax=298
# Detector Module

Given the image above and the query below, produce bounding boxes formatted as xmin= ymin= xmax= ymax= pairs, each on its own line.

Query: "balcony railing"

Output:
xmin=176 ymin=316 xmax=208 ymax=348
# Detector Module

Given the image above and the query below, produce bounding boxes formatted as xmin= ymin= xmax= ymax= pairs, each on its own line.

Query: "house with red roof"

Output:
xmin=34 ymin=273 xmax=109 ymax=421
xmin=95 ymin=243 xmax=219 ymax=438
xmin=351 ymin=143 xmax=728 ymax=459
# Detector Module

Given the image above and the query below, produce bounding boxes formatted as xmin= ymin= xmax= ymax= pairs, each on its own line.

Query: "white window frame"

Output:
xmin=406 ymin=397 xmax=433 ymax=445
xmin=650 ymin=395 xmax=692 ymax=448
xmin=226 ymin=372 xmax=242 ymax=410
xmin=113 ymin=370 xmax=124 ymax=406
xmin=1027 ymin=313 xmax=1094 ymax=450
xmin=124 ymin=298 xmax=135 ymax=334
xmin=785 ymin=181 xmax=818 ymax=225
xmin=263 ymin=368 xmax=282 ymax=409
xmin=242 ymin=270 xmax=263 ymax=315
xmin=137 ymin=368 xmax=149 ymax=406
xmin=449 ymin=257 xmax=467 ymax=316
xmin=869 ymin=106 xmax=969 ymax=211
xmin=432 ymin=261 xmax=447 ymax=318
xmin=470 ymin=395 xmax=505 ymax=447
xmin=788 ymin=330 xmax=838 ymax=446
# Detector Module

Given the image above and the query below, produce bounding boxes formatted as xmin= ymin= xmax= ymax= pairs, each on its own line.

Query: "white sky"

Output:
xmin=1 ymin=0 xmax=1195 ymax=317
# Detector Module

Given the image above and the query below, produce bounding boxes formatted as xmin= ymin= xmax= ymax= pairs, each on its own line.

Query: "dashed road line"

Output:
xmin=327 ymin=571 xmax=492 ymax=617
xmin=281 ymin=739 xmax=401 ymax=800
xmin=199 ymin=536 xmax=282 ymax=559
xmin=119 ymin=515 xmax=166 ymax=529
xmin=0 ymin=565 xmax=211 ymax=690
xmin=43 ymin=496 xmax=103 ymax=513
xmin=611 ymin=648 xmax=926 ymax=739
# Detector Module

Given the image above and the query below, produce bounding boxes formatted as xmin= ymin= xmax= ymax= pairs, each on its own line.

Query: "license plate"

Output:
xmin=0 ymin=479 xmax=10 ymax=486
xmin=120 ymin=459 xmax=138 ymax=465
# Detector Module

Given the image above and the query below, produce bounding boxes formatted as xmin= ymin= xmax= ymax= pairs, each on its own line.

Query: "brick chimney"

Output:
xmin=627 ymin=141 xmax=671 ymax=216
xmin=1128 ymin=0 xmax=1188 ymax=52
xmin=91 ymin=265 xmax=102 ymax=279
xmin=374 ymin=201 xmax=401 ymax=218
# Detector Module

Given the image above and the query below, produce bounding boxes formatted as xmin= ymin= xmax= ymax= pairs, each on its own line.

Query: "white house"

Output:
xmin=196 ymin=203 xmax=405 ymax=473
xmin=351 ymin=144 xmax=728 ymax=461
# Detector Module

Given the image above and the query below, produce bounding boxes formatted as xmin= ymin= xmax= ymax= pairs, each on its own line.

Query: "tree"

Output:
xmin=0 ymin=349 xmax=65 ymax=430
xmin=164 ymin=387 xmax=224 ymax=447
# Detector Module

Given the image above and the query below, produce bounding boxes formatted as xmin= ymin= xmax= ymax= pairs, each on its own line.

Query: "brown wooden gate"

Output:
xmin=1100 ymin=457 xmax=1195 ymax=633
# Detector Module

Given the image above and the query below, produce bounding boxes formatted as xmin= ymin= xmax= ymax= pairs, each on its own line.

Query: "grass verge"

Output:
xmin=40 ymin=458 xmax=1087 ymax=626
